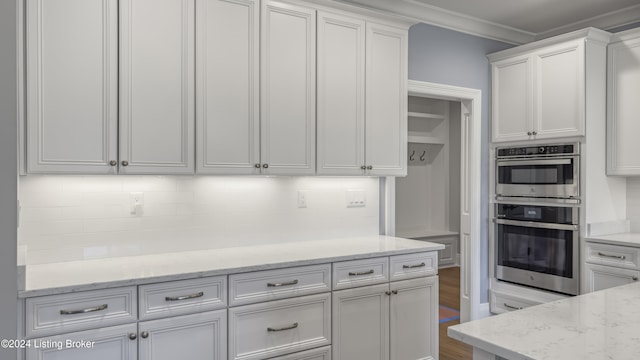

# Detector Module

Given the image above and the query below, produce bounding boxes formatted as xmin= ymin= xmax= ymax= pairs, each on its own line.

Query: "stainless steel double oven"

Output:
xmin=494 ymin=143 xmax=580 ymax=295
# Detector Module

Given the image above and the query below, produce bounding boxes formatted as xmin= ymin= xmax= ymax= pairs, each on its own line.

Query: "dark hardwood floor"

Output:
xmin=439 ymin=266 xmax=473 ymax=360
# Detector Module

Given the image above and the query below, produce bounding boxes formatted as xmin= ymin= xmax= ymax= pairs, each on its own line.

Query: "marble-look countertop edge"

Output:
xmin=585 ymin=232 xmax=640 ymax=248
xmin=20 ymin=237 xmax=444 ymax=298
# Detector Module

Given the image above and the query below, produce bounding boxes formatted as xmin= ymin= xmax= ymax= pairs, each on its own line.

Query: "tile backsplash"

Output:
xmin=627 ymin=178 xmax=640 ymax=232
xmin=18 ymin=176 xmax=380 ymax=265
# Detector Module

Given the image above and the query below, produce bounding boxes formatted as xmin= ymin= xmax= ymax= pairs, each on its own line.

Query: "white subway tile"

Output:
xmin=83 ymin=218 xmax=142 ymax=233
xmin=19 ymin=220 xmax=84 ymax=237
xmin=20 ymin=207 xmax=64 ymax=223
xmin=121 ymin=176 xmax=178 ymax=192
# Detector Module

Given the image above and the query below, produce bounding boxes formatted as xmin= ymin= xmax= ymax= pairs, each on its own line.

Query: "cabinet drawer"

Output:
xmin=585 ymin=242 xmax=640 ymax=269
xmin=139 ymin=276 xmax=227 ymax=321
xmin=228 ymin=293 xmax=331 ymax=360
xmin=490 ymin=290 xmax=538 ymax=314
xmin=268 ymin=346 xmax=331 ymax=360
xmin=332 ymin=257 xmax=388 ymax=290
xmin=26 ymin=287 xmax=137 ymax=338
xmin=389 ymin=252 xmax=437 ymax=281
xmin=229 ymin=264 xmax=331 ymax=306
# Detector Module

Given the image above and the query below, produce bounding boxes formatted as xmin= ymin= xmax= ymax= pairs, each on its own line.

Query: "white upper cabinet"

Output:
xmin=260 ymin=1 xmax=316 ymax=175
xmin=534 ymin=41 xmax=585 ymax=139
xmin=491 ymin=55 xmax=532 ymax=143
xmin=26 ymin=0 xmax=118 ymax=174
xmin=119 ymin=0 xmax=195 ymax=174
xmin=365 ymin=22 xmax=408 ymax=176
xmin=490 ymin=28 xmax=609 ymax=143
xmin=196 ymin=0 xmax=260 ymax=175
xmin=316 ymin=11 xmax=366 ymax=176
xmin=317 ymin=14 xmax=408 ymax=176
xmin=607 ymin=29 xmax=640 ymax=176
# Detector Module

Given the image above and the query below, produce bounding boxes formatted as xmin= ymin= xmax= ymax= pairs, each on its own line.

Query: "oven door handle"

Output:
xmin=497 ymin=158 xmax=572 ymax=167
xmin=494 ymin=218 xmax=578 ymax=231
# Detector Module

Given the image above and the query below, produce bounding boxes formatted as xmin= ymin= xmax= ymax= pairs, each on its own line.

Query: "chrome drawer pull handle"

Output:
xmin=503 ymin=303 xmax=522 ymax=310
xmin=403 ymin=262 xmax=426 ymax=269
xmin=165 ymin=292 xmax=204 ymax=302
xmin=597 ymin=252 xmax=626 ymax=260
xmin=267 ymin=322 xmax=299 ymax=332
xmin=60 ymin=304 xmax=108 ymax=315
xmin=348 ymin=269 xmax=375 ymax=276
xmin=267 ymin=280 xmax=299 ymax=287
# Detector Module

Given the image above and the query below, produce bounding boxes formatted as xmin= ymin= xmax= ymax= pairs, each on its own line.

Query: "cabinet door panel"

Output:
xmin=316 ymin=12 xmax=365 ymax=175
xmin=261 ymin=1 xmax=316 ymax=175
xmin=534 ymin=41 xmax=584 ymax=139
xmin=138 ymin=310 xmax=227 ymax=360
xmin=26 ymin=0 xmax=118 ymax=174
xmin=332 ymin=284 xmax=389 ymax=360
xmin=389 ymin=277 xmax=438 ymax=360
xmin=585 ymin=263 xmax=640 ymax=293
xmin=607 ymin=38 xmax=640 ymax=175
xmin=26 ymin=324 xmax=137 ymax=360
xmin=196 ymin=0 xmax=260 ymax=174
xmin=119 ymin=0 xmax=195 ymax=174
xmin=365 ymin=22 xmax=407 ymax=176
xmin=491 ymin=56 xmax=531 ymax=142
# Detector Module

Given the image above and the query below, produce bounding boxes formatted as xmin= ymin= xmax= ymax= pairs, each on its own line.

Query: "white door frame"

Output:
xmin=383 ymin=80 xmax=482 ymax=321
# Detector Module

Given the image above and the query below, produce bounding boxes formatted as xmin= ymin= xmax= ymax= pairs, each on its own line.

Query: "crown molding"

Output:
xmin=333 ymin=0 xmax=534 ymax=45
xmin=535 ymin=3 xmax=640 ymax=40
xmin=334 ymin=0 xmax=640 ymax=45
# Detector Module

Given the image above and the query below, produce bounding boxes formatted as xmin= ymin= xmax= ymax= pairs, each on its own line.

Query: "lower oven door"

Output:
xmin=495 ymin=219 xmax=579 ymax=295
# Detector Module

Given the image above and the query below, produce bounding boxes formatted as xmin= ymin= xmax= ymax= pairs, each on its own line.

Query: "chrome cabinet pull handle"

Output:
xmin=503 ymin=303 xmax=522 ymax=310
xmin=632 ymin=276 xmax=638 ymax=281
xmin=361 ymin=165 xmax=367 ymax=170
xmin=141 ymin=331 xmax=149 ymax=339
xmin=267 ymin=322 xmax=298 ymax=332
xmin=109 ymin=160 xmax=117 ymax=166
xmin=121 ymin=160 xmax=129 ymax=167
xmin=254 ymin=163 xmax=261 ymax=168
xmin=262 ymin=164 xmax=269 ymax=168
xmin=532 ymin=131 xmax=537 ymax=135
xmin=60 ymin=304 xmax=108 ymax=315
xmin=597 ymin=252 xmax=626 ymax=260
xmin=527 ymin=131 xmax=532 ymax=136
xmin=267 ymin=279 xmax=298 ymax=287
xmin=348 ymin=269 xmax=374 ymax=276
xmin=165 ymin=292 xmax=204 ymax=301
xmin=366 ymin=165 xmax=373 ymax=170
xmin=403 ymin=262 xmax=426 ymax=269
xmin=128 ymin=333 xmax=137 ymax=340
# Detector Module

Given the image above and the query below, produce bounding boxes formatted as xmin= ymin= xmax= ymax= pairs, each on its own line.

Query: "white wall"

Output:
xmin=18 ymin=176 xmax=380 ymax=264
xmin=626 ymin=179 xmax=640 ymax=232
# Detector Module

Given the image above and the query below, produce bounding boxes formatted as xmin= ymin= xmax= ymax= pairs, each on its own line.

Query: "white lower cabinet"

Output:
xmin=584 ymin=241 xmax=640 ymax=292
xmin=26 ymin=323 xmax=138 ymax=360
xmin=585 ymin=263 xmax=640 ymax=292
xmin=138 ymin=310 xmax=226 ymax=360
xmin=332 ymin=277 xmax=438 ymax=360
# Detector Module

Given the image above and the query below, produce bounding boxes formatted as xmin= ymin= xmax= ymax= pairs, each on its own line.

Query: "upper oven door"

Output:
xmin=496 ymin=156 xmax=579 ymax=198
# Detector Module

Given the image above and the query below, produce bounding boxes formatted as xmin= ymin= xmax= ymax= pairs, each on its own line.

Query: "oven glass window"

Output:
xmin=498 ymin=163 xmax=573 ymax=185
xmin=497 ymin=224 xmax=573 ymax=278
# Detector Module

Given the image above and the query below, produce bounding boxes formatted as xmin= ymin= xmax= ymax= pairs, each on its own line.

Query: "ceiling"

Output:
xmin=337 ymin=0 xmax=640 ymax=44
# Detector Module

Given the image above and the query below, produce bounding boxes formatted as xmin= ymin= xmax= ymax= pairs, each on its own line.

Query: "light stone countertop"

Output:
xmin=585 ymin=232 xmax=640 ymax=248
xmin=20 ymin=235 xmax=444 ymax=298
xmin=448 ymin=282 xmax=640 ymax=360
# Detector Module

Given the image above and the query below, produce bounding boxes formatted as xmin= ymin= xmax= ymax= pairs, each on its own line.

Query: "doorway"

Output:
xmin=383 ymin=80 xmax=483 ymax=323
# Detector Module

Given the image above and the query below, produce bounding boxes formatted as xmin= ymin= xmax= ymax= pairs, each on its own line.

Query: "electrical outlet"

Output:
xmin=346 ymin=190 xmax=366 ymax=208
xmin=297 ymin=190 xmax=308 ymax=208
xmin=130 ymin=192 xmax=144 ymax=216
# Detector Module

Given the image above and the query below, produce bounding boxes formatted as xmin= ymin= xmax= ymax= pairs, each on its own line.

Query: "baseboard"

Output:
xmin=478 ymin=302 xmax=491 ymax=319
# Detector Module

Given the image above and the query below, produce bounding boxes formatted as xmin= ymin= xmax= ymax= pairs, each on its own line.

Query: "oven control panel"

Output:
xmin=497 ymin=143 xmax=577 ymax=157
